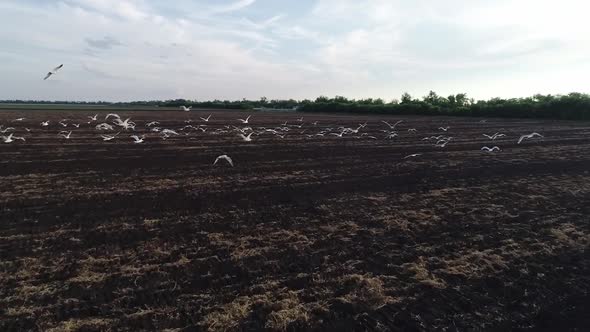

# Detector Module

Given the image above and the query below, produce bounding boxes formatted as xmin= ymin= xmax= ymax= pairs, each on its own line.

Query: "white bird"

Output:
xmin=439 ymin=126 xmax=450 ymax=131
xmin=518 ymin=132 xmax=543 ymax=144
xmin=239 ymin=133 xmax=253 ymax=142
xmin=146 ymin=121 xmax=159 ymax=127
xmin=58 ymin=121 xmax=68 ymax=127
xmin=95 ymin=123 xmax=114 ymax=131
xmin=200 ymin=114 xmax=212 ymax=122
xmin=403 ymin=153 xmax=422 ymax=159
xmin=41 ymin=121 xmax=50 ymax=127
xmin=329 ymin=131 xmax=346 ymax=138
xmin=214 ymin=154 xmax=234 ymax=167
xmin=0 ymin=127 xmax=15 ymax=133
xmin=13 ymin=117 xmax=25 ymax=122
xmin=25 ymin=128 xmax=31 ymax=132
xmin=481 ymin=146 xmax=501 ymax=152
xmin=72 ymin=123 xmax=80 ymax=128
xmin=100 ymin=132 xmax=120 ymax=141
xmin=281 ymin=121 xmax=288 ymax=126
xmin=105 ymin=113 xmax=120 ymax=121
xmin=113 ymin=118 xmax=136 ymax=130
xmin=130 ymin=135 xmax=145 ymax=143
xmin=88 ymin=114 xmax=98 ymax=121
xmin=382 ymin=120 xmax=403 ymax=130
xmin=297 ymin=117 xmax=304 ymax=122
xmin=43 ymin=64 xmax=63 ymax=80
xmin=237 ymin=115 xmax=251 ymax=124
xmin=59 ymin=131 xmax=72 ymax=139
xmin=180 ymin=106 xmax=192 ymax=112
xmin=2 ymin=133 xmax=21 ymax=143
xmin=407 ymin=128 xmax=417 ymax=132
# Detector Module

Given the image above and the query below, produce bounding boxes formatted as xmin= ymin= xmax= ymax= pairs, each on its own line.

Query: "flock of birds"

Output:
xmin=1 ymin=106 xmax=546 ymax=167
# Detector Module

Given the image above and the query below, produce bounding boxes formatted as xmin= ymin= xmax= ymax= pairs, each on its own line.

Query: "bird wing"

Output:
xmin=53 ymin=64 xmax=63 ymax=72
xmin=43 ymin=72 xmax=52 ymax=80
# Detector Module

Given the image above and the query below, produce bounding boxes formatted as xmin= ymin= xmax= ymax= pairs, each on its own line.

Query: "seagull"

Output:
xmin=214 ymin=154 xmax=234 ymax=167
xmin=297 ymin=117 xmax=304 ymax=122
xmin=146 ymin=121 xmax=159 ymax=127
xmin=58 ymin=121 xmax=68 ymax=127
xmin=407 ymin=128 xmax=417 ymax=132
xmin=281 ymin=121 xmax=288 ymax=126
xmin=518 ymin=132 xmax=543 ymax=144
xmin=43 ymin=64 xmax=63 ymax=80
xmin=25 ymin=128 xmax=31 ymax=132
xmin=439 ymin=126 xmax=450 ymax=132
xmin=481 ymin=146 xmax=500 ymax=152
xmin=41 ymin=121 xmax=50 ymax=127
xmin=95 ymin=123 xmax=114 ymax=131
xmin=105 ymin=113 xmax=120 ymax=121
xmin=113 ymin=118 xmax=136 ymax=130
xmin=237 ymin=115 xmax=251 ymax=124
xmin=239 ymin=133 xmax=253 ymax=142
xmin=382 ymin=120 xmax=403 ymax=130
xmin=329 ymin=131 xmax=346 ymax=138
xmin=88 ymin=114 xmax=98 ymax=121
xmin=180 ymin=106 xmax=192 ymax=112
xmin=13 ymin=118 xmax=25 ymax=122
xmin=403 ymin=153 xmax=422 ymax=159
xmin=59 ymin=131 xmax=72 ymax=139
xmin=101 ymin=132 xmax=120 ymax=141
xmin=0 ymin=127 xmax=15 ymax=133
xmin=200 ymin=114 xmax=212 ymax=122
xmin=130 ymin=135 xmax=145 ymax=143
xmin=72 ymin=123 xmax=80 ymax=128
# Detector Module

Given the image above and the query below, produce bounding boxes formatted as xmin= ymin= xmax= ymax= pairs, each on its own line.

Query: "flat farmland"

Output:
xmin=1 ymin=109 xmax=589 ymax=331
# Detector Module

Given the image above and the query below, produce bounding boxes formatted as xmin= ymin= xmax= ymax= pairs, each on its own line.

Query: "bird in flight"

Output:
xmin=88 ymin=114 xmax=98 ymax=121
xmin=214 ymin=154 xmax=234 ymax=167
xmin=59 ymin=131 xmax=72 ymax=139
xmin=382 ymin=120 xmax=403 ymax=130
xmin=105 ymin=113 xmax=121 ymax=121
xmin=43 ymin=64 xmax=63 ymax=80
xmin=239 ymin=133 xmax=253 ymax=142
xmin=481 ymin=146 xmax=501 ymax=152
xmin=403 ymin=153 xmax=422 ymax=159
xmin=130 ymin=135 xmax=145 ymax=143
xmin=237 ymin=115 xmax=251 ymax=124
xmin=518 ymin=132 xmax=543 ymax=144
xmin=180 ymin=106 xmax=192 ymax=112
xmin=41 ymin=121 xmax=50 ymax=127
xmin=439 ymin=126 xmax=450 ymax=131
xmin=101 ymin=132 xmax=120 ymax=141
xmin=2 ymin=133 xmax=25 ymax=143
xmin=200 ymin=114 xmax=212 ymax=122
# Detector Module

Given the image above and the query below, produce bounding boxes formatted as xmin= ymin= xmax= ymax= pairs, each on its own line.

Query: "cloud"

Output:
xmin=208 ymin=0 xmax=256 ymax=14
xmin=85 ymin=36 xmax=123 ymax=50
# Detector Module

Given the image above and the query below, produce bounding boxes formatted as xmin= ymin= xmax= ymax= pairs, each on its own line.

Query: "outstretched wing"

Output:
xmin=43 ymin=72 xmax=52 ymax=80
xmin=53 ymin=64 xmax=63 ymax=72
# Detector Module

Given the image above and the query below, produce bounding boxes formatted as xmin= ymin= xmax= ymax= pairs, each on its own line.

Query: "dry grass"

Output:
xmin=46 ymin=318 xmax=115 ymax=332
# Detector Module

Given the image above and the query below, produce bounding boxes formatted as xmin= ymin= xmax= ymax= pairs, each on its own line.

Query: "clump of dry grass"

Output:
xmin=402 ymin=257 xmax=447 ymax=288
xmin=550 ymin=223 xmax=590 ymax=249
xmin=337 ymin=274 xmax=393 ymax=310
xmin=46 ymin=318 xmax=115 ymax=332
xmin=203 ymin=296 xmax=253 ymax=332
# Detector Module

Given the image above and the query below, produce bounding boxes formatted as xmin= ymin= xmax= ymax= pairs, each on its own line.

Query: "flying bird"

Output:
xmin=403 ymin=153 xmax=422 ymax=159
xmin=237 ymin=115 xmax=251 ymax=124
xmin=100 ymin=132 xmax=120 ymax=141
xmin=41 ymin=121 xmax=50 ymax=127
xmin=130 ymin=135 xmax=145 ymax=143
xmin=518 ymin=132 xmax=543 ymax=144
xmin=105 ymin=113 xmax=121 ymax=121
xmin=481 ymin=146 xmax=501 ymax=152
xmin=239 ymin=133 xmax=253 ymax=142
xmin=180 ymin=106 xmax=192 ymax=112
xmin=13 ymin=118 xmax=25 ymax=122
xmin=58 ymin=131 xmax=72 ymax=139
xmin=146 ymin=121 xmax=159 ymax=127
xmin=214 ymin=154 xmax=234 ymax=167
xmin=43 ymin=64 xmax=63 ymax=80
xmin=382 ymin=120 xmax=403 ymax=130
xmin=88 ymin=114 xmax=98 ymax=121
xmin=200 ymin=114 xmax=212 ymax=122
xmin=439 ymin=126 xmax=450 ymax=132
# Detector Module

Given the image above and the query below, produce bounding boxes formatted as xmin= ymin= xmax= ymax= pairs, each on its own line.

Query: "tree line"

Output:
xmin=2 ymin=91 xmax=590 ymax=120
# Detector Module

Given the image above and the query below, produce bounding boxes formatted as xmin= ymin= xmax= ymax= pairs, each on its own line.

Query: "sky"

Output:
xmin=1 ymin=0 xmax=590 ymax=101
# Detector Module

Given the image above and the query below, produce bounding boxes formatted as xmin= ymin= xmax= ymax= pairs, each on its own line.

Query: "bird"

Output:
xmin=382 ymin=120 xmax=403 ymax=130
xmin=100 ymin=132 xmax=120 ymax=141
xmin=0 ymin=126 xmax=15 ymax=133
xmin=2 ymin=133 xmax=24 ymax=143
xmin=329 ymin=131 xmax=346 ymax=138
xmin=481 ymin=146 xmax=500 ymax=152
xmin=180 ymin=106 xmax=192 ymax=112
xmin=239 ymin=133 xmax=253 ymax=142
xmin=105 ymin=113 xmax=120 ymax=121
xmin=146 ymin=121 xmax=159 ymax=127
xmin=58 ymin=121 xmax=68 ymax=127
xmin=237 ymin=115 xmax=251 ymax=124
xmin=88 ymin=114 xmax=98 ymax=121
xmin=72 ymin=123 xmax=80 ymax=128
xmin=13 ymin=117 xmax=25 ymax=122
xmin=312 ymin=121 xmax=319 ymax=126
xmin=130 ymin=135 xmax=145 ymax=143
xmin=297 ymin=117 xmax=304 ymax=122
xmin=439 ymin=126 xmax=450 ymax=131
xmin=518 ymin=132 xmax=543 ymax=144
xmin=200 ymin=114 xmax=212 ymax=122
xmin=59 ymin=131 xmax=72 ymax=139
xmin=407 ymin=128 xmax=417 ymax=132
xmin=403 ymin=153 xmax=422 ymax=159
xmin=214 ymin=154 xmax=234 ymax=167
xmin=95 ymin=123 xmax=114 ymax=131
xmin=43 ymin=64 xmax=63 ymax=80
xmin=41 ymin=121 xmax=50 ymax=127
xmin=113 ymin=118 xmax=136 ymax=130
